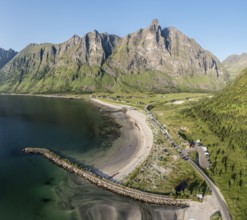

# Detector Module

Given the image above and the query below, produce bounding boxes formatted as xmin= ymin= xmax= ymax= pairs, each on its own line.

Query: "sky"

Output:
xmin=0 ymin=0 xmax=246 ymax=61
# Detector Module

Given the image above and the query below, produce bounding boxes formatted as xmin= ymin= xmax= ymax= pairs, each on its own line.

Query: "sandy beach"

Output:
xmin=90 ymin=99 xmax=153 ymax=181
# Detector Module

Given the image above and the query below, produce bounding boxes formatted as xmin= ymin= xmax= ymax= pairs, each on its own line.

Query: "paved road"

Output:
xmin=189 ymin=159 xmax=231 ymax=220
xmin=145 ymin=105 xmax=232 ymax=220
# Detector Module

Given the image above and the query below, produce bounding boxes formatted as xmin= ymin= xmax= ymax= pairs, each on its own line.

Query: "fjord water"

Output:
xmin=0 ymin=95 xmax=179 ymax=220
xmin=0 ymin=95 xmax=106 ymax=219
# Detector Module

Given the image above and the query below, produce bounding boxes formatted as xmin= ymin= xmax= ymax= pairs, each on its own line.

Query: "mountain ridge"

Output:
xmin=0 ymin=19 xmax=228 ymax=93
xmin=0 ymin=48 xmax=17 ymax=69
xmin=222 ymin=53 xmax=247 ymax=79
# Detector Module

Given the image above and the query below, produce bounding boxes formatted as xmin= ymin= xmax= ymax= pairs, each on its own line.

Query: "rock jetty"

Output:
xmin=23 ymin=147 xmax=190 ymax=207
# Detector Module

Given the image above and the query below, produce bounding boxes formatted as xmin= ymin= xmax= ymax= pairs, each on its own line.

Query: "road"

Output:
xmin=145 ymin=105 xmax=232 ymax=220
xmin=188 ymin=159 xmax=231 ymax=220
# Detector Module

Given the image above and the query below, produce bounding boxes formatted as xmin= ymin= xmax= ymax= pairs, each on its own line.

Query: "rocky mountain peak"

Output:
xmin=0 ymin=48 xmax=18 ymax=68
xmin=68 ymin=34 xmax=81 ymax=45
xmin=93 ymin=29 xmax=99 ymax=34
xmin=80 ymin=30 xmax=119 ymax=66
xmin=108 ymin=19 xmax=226 ymax=82
xmin=149 ymin=19 xmax=160 ymax=32
xmin=72 ymin=34 xmax=81 ymax=41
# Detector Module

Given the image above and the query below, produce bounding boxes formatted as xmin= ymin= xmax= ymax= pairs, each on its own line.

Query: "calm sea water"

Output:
xmin=0 ymin=95 xmax=180 ymax=220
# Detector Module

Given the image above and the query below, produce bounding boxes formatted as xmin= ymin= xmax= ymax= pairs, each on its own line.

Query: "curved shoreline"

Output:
xmin=90 ymin=98 xmax=153 ymax=180
xmin=1 ymin=93 xmax=153 ymax=181
xmin=23 ymin=147 xmax=190 ymax=207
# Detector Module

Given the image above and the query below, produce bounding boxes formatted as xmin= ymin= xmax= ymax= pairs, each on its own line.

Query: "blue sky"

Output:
xmin=0 ymin=0 xmax=246 ymax=61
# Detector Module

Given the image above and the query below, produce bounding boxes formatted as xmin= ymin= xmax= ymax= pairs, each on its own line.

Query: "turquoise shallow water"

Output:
xmin=0 ymin=95 xmax=180 ymax=220
xmin=0 ymin=95 xmax=107 ymax=220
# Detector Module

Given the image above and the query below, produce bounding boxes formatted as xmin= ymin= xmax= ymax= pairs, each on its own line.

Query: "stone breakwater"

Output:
xmin=23 ymin=147 xmax=190 ymax=207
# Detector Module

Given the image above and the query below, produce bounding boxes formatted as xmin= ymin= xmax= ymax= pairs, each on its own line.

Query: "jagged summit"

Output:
xmin=108 ymin=19 xmax=226 ymax=80
xmin=0 ymin=20 xmax=228 ymax=93
xmin=149 ymin=19 xmax=160 ymax=32
xmin=151 ymin=18 xmax=159 ymax=26
xmin=66 ymin=34 xmax=81 ymax=45
xmin=71 ymin=34 xmax=81 ymax=40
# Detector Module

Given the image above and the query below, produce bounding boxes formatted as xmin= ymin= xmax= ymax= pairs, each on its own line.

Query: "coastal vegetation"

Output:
xmin=180 ymin=69 xmax=247 ymax=220
xmin=150 ymin=92 xmax=247 ymax=220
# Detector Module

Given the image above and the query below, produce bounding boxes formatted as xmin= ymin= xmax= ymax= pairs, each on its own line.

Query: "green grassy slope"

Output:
xmin=182 ymin=69 xmax=247 ymax=219
xmin=0 ymin=66 xmax=226 ymax=94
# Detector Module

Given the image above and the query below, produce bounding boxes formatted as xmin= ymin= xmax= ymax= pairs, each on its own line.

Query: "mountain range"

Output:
xmin=0 ymin=48 xmax=17 ymax=69
xmin=0 ymin=20 xmax=230 ymax=93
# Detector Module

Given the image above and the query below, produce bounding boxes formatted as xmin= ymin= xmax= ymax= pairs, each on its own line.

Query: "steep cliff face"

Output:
xmin=3 ymin=32 xmax=120 ymax=76
xmin=222 ymin=53 xmax=247 ymax=79
xmin=0 ymin=19 xmax=228 ymax=93
xmin=107 ymin=19 xmax=171 ymax=73
xmin=0 ymin=48 xmax=17 ymax=68
xmin=108 ymin=19 xmax=225 ymax=78
xmin=105 ymin=19 xmax=227 ymax=92
xmin=56 ymin=32 xmax=120 ymax=67
xmin=0 ymin=32 xmax=120 ymax=93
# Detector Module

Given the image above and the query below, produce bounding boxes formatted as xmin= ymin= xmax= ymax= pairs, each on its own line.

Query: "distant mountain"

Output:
xmin=0 ymin=48 xmax=17 ymax=69
xmin=222 ymin=53 xmax=247 ymax=79
xmin=0 ymin=19 xmax=228 ymax=93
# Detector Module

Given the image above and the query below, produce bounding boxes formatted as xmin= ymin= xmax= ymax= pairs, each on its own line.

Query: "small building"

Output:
xmin=197 ymin=194 xmax=203 ymax=201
